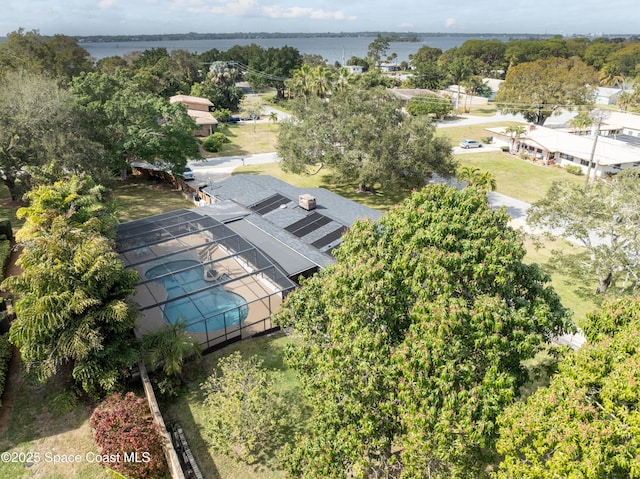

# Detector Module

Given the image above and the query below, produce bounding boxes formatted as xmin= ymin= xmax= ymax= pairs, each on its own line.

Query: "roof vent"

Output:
xmin=299 ymin=194 xmax=317 ymax=211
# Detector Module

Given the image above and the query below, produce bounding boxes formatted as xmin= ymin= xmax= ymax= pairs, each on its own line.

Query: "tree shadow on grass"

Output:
xmin=0 ymin=364 xmax=96 ymax=453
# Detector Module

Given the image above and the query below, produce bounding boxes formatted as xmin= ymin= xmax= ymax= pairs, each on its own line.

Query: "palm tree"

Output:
xmin=142 ymin=318 xmax=201 ymax=379
xmin=310 ymin=66 xmax=335 ymax=99
xmin=290 ymin=64 xmax=314 ymax=100
xmin=503 ymin=125 xmax=527 ymax=153
xmin=568 ymin=113 xmax=594 ymax=135
xmin=456 ymin=166 xmax=497 ymax=192
xmin=446 ymin=57 xmax=474 ymax=114
xmin=269 ymin=111 xmax=278 ymax=127
xmin=456 ymin=166 xmax=481 ymax=186
xmin=598 ymin=63 xmax=624 ymax=88
xmin=460 ymin=75 xmax=483 ymax=113
xmin=476 ymin=171 xmax=497 ymax=192
xmin=335 ymin=67 xmax=352 ymax=93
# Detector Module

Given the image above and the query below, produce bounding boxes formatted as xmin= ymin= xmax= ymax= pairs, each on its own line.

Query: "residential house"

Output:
xmin=487 ymin=124 xmax=640 ymax=177
xmin=387 ymin=88 xmax=448 ymax=109
xmin=595 ymin=86 xmax=623 ymax=105
xmin=344 ymin=65 xmax=364 ymax=74
xmin=117 ymin=175 xmax=382 ymax=351
xmin=169 ymin=94 xmax=218 ymax=137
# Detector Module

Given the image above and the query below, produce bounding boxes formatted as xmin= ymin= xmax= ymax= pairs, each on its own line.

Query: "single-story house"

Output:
xmin=487 ymin=124 xmax=640 ymax=177
xmin=377 ymin=63 xmax=400 ymax=72
xmin=116 ymin=175 xmax=382 ymax=351
xmin=595 ymin=87 xmax=623 ymax=105
xmin=344 ymin=65 xmax=364 ymax=74
xmin=169 ymin=94 xmax=218 ymax=137
xmin=602 ymin=111 xmax=640 ymax=138
xmin=388 ymin=88 xmax=448 ymax=109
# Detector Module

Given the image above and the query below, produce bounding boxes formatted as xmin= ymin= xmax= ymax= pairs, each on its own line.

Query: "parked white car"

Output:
xmin=181 ymin=166 xmax=195 ymax=180
xmin=459 ymin=139 xmax=483 ymax=149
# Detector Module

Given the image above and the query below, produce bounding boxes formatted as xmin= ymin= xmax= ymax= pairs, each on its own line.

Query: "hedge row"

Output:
xmin=0 ymin=239 xmax=11 ymax=280
xmin=0 ymin=333 xmax=12 ymax=407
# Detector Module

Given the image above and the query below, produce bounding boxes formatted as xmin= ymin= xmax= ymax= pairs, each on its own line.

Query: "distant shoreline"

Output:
xmin=73 ymin=31 xmax=557 ymax=43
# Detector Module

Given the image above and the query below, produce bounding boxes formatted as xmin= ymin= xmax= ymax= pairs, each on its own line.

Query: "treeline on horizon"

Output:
xmin=72 ymin=31 xmax=557 ymax=43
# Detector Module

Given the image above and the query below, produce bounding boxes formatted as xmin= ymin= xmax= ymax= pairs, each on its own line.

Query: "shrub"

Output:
xmin=213 ymin=108 xmax=231 ymax=122
xmin=565 ymin=164 xmax=583 ymax=175
xmin=202 ymin=132 xmax=231 ymax=152
xmin=0 ymin=217 xmax=12 ymax=241
xmin=481 ymin=136 xmax=493 ymax=144
xmin=90 ymin=392 xmax=167 ymax=479
xmin=0 ymin=239 xmax=11 ymax=279
xmin=0 ymin=333 xmax=12 ymax=407
xmin=201 ymin=351 xmax=284 ymax=463
xmin=406 ymin=96 xmax=453 ymax=119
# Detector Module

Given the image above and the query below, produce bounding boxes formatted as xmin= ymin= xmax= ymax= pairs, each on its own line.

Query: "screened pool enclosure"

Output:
xmin=116 ymin=208 xmax=297 ymax=351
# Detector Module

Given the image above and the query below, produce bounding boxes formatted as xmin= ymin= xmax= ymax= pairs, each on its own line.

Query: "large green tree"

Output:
xmin=0 ymin=29 xmax=93 ymax=84
xmin=495 ymin=57 xmax=598 ymax=125
xmin=201 ymin=351 xmax=284 ymax=464
xmin=0 ymin=71 xmax=104 ymax=200
xmin=276 ymin=185 xmax=571 ymax=479
xmin=71 ymin=70 xmax=201 ymax=178
xmin=2 ymin=178 xmax=139 ymax=396
xmin=496 ymin=296 xmax=640 ymax=478
xmin=277 ymin=87 xmax=456 ymax=192
xmin=457 ymin=39 xmax=506 ymax=75
xmin=527 ymin=172 xmax=640 ymax=295
xmin=408 ymin=45 xmax=445 ymax=89
xmin=245 ymin=45 xmax=303 ymax=99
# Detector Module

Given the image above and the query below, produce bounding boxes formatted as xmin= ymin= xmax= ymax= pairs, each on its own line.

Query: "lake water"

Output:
xmin=79 ymin=34 xmax=526 ymax=65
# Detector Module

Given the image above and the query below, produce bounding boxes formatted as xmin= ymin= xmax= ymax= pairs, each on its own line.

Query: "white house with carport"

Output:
xmin=487 ymin=124 xmax=640 ymax=177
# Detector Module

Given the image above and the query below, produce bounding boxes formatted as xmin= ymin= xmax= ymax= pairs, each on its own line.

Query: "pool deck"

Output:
xmin=133 ymin=230 xmax=285 ymax=349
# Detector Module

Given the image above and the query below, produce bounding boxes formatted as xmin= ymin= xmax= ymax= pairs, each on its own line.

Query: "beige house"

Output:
xmin=169 ymin=94 xmax=218 ymax=137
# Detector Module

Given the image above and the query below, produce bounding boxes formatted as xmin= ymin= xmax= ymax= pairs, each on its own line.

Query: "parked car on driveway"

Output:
xmin=459 ymin=139 xmax=483 ymax=149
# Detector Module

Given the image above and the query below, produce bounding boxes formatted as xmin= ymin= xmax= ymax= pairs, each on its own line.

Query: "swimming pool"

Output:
xmin=145 ymin=260 xmax=249 ymax=333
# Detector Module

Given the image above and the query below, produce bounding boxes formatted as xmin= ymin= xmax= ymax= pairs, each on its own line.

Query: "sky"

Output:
xmin=1 ymin=0 xmax=638 ymax=37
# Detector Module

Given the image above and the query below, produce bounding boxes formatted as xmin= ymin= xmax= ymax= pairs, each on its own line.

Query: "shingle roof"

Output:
xmin=169 ymin=94 xmax=214 ymax=107
xmin=201 ymin=175 xmax=383 ymax=270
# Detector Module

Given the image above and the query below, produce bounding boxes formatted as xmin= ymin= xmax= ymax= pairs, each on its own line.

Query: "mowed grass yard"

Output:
xmin=455 ymin=151 xmax=585 ymax=204
xmin=202 ymin=122 xmax=280 ymax=159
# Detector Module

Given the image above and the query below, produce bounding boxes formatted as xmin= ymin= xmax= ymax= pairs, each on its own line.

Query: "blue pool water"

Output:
xmin=146 ymin=260 xmax=249 ymax=333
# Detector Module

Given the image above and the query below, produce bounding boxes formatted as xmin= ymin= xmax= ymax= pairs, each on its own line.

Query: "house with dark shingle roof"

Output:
xmin=116 ymin=175 xmax=382 ymax=351
xmin=200 ymin=174 xmax=383 ymax=279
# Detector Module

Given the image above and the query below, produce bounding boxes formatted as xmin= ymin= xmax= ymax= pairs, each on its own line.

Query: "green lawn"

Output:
xmin=455 ymin=152 xmax=585 ymax=204
xmin=111 ymin=176 xmax=194 ymax=223
xmin=522 ymin=236 xmax=600 ymax=326
xmin=203 ymin=123 xmax=280 ymax=158
xmin=163 ymin=332 xmax=307 ymax=479
xmin=0 ymin=372 xmax=111 ymax=479
xmin=437 ymin=121 xmax=519 ymax=145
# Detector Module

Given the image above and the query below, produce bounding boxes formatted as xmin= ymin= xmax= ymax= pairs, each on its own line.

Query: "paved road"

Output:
xmin=436 ymin=110 xmax=577 ymax=128
xmin=187 ymin=152 xmax=280 ymax=184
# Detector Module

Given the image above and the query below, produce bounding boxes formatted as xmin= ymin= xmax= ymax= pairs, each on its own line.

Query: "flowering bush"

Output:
xmin=90 ymin=392 xmax=167 ymax=479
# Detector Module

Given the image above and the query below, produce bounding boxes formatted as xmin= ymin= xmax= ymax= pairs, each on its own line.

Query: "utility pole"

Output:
xmin=584 ymin=109 xmax=607 ymax=190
